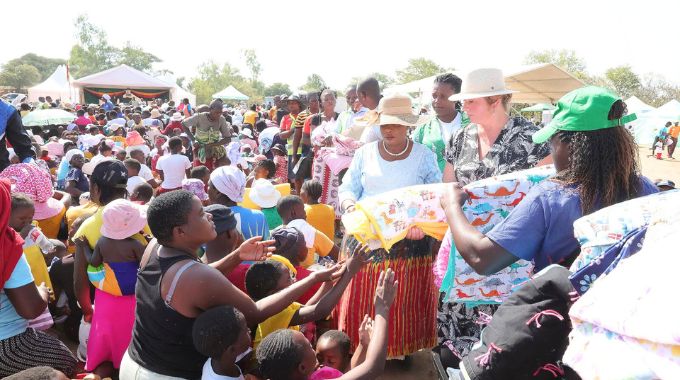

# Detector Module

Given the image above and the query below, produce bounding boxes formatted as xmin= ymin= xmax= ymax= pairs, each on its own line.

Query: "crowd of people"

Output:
xmin=0 ymin=67 xmax=676 ymax=380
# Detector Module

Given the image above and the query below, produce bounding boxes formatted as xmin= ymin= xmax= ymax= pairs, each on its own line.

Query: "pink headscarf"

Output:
xmin=0 ymin=163 xmax=63 ymax=220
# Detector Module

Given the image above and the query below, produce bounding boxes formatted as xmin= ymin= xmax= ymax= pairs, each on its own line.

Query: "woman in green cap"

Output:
xmin=440 ymin=86 xmax=659 ymax=276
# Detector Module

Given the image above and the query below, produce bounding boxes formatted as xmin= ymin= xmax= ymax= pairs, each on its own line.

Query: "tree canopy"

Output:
xmin=395 ymin=58 xmax=445 ymax=84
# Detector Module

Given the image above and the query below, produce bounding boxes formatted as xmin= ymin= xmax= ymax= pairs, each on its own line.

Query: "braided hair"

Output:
xmin=552 ymin=100 xmax=641 ymax=215
xmin=256 ymin=329 xmax=304 ymax=380
xmin=301 ymin=179 xmax=323 ymax=202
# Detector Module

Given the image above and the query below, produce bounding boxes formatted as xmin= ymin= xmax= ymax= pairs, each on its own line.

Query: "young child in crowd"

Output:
xmin=300 ymin=179 xmax=335 ymax=240
xmin=246 ymin=159 xmax=278 ymax=187
xmin=250 ymin=178 xmax=283 ymax=231
xmin=64 ymin=151 xmax=89 ymax=201
xmin=316 ymin=316 xmax=375 ymax=374
xmin=271 ymin=227 xmax=320 ymax=304
xmin=124 ymin=158 xmax=146 ymax=195
xmin=192 ymin=305 xmax=251 ymax=380
xmin=150 ymin=135 xmax=168 ymax=172
xmin=271 ymin=143 xmax=288 ymax=185
xmin=157 ymin=136 xmax=192 ymax=194
xmin=277 ymin=195 xmax=339 ymax=267
xmin=75 ymin=199 xmax=147 ymax=377
xmin=183 ymin=165 xmax=211 ymax=205
xmin=256 ymin=268 xmax=397 ymax=380
xmin=244 ymin=242 xmax=368 ymax=350
xmin=655 ymin=139 xmax=664 ymax=159
xmin=130 ymin=182 xmax=154 ymax=205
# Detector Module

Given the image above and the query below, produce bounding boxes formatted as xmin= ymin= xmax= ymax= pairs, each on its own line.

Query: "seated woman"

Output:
xmin=441 ymin=86 xmax=659 ymax=275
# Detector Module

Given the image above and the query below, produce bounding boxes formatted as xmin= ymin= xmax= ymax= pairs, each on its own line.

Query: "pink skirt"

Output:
xmin=85 ymin=288 xmax=136 ymax=371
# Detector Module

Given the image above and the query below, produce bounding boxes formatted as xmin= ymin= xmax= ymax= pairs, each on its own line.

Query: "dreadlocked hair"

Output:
xmin=552 ymin=100 xmax=641 ymax=215
xmin=256 ymin=329 xmax=304 ymax=380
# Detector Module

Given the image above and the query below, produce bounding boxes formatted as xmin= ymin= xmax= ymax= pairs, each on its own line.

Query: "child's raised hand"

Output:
xmin=374 ymin=269 xmax=398 ymax=315
xmin=346 ymin=243 xmax=370 ymax=275
xmin=312 ymin=262 xmax=344 ymax=283
xmin=358 ymin=314 xmax=373 ymax=346
xmin=238 ymin=236 xmax=276 ymax=261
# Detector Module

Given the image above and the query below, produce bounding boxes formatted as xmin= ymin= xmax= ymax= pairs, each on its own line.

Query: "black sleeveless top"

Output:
xmin=127 ymin=246 xmax=204 ymax=379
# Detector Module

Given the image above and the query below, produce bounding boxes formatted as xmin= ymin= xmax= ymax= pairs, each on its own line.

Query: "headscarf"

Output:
xmin=57 ymin=149 xmax=84 ymax=181
xmin=210 ymin=166 xmax=246 ymax=203
xmin=0 ymin=179 xmax=24 ymax=290
xmin=226 ymin=141 xmax=242 ymax=168
xmin=0 ymin=163 xmax=63 ymax=220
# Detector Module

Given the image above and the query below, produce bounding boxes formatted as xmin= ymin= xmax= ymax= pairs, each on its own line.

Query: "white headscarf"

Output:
xmin=210 ymin=166 xmax=246 ymax=202
xmin=226 ymin=141 xmax=241 ymax=168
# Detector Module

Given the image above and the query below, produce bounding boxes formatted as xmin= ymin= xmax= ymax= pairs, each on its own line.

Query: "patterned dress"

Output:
xmin=438 ymin=116 xmax=550 ymax=365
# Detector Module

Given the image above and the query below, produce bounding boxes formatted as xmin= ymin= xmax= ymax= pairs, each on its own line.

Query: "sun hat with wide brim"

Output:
xmin=377 ymin=93 xmax=431 ymax=127
xmin=0 ymin=163 xmax=64 ymax=220
xmin=249 ymin=178 xmax=282 ymax=208
xmin=240 ymin=128 xmax=254 ymax=138
xmin=532 ymin=86 xmax=638 ymax=144
xmin=100 ymin=199 xmax=147 ymax=240
xmin=170 ymin=112 xmax=183 ymax=122
xmin=448 ymin=68 xmax=517 ymax=102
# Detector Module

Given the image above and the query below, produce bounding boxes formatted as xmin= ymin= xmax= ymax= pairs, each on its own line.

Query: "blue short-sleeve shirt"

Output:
xmin=487 ymin=177 xmax=659 ymax=271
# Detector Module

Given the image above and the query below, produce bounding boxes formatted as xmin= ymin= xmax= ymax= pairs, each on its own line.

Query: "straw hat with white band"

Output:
xmin=448 ymin=68 xmax=517 ymax=102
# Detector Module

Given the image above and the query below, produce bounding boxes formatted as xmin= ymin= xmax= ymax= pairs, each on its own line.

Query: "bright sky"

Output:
xmin=2 ymin=0 xmax=679 ymax=90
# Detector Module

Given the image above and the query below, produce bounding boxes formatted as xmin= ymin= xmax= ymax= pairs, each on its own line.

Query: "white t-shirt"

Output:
xmin=157 ymin=154 xmax=191 ymax=189
xmin=139 ymin=164 xmax=154 ymax=181
xmin=439 ymin=113 xmax=463 ymax=146
xmin=126 ymin=175 xmax=146 ymax=194
xmin=201 ymin=359 xmax=244 ymax=380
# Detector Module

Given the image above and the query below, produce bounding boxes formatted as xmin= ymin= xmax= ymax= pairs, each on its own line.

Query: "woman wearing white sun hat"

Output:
xmin=442 ymin=68 xmax=552 ymax=184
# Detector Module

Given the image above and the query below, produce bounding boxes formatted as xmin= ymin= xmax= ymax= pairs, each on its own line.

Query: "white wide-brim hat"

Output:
xmin=249 ymin=178 xmax=281 ymax=208
xmin=448 ymin=68 xmax=518 ymax=102
xmin=377 ymin=93 xmax=430 ymax=127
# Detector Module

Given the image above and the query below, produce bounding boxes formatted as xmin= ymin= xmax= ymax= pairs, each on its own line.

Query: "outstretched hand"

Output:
xmin=358 ymin=314 xmax=374 ymax=346
xmin=237 ymin=236 xmax=275 ymax=261
xmin=312 ymin=262 xmax=345 ymax=283
xmin=374 ymin=269 xmax=398 ymax=315
xmin=346 ymin=243 xmax=370 ymax=275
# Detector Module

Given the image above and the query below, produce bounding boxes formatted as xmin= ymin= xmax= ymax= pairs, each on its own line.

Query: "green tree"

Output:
xmin=604 ymin=65 xmax=641 ymax=98
xmin=300 ymin=74 xmax=327 ymax=92
xmin=395 ymin=58 xmax=444 ymax=84
xmin=68 ymin=14 xmax=119 ymax=78
xmin=0 ymin=63 xmax=41 ymax=90
xmin=524 ymin=49 xmax=588 ymax=79
xmin=242 ymin=49 xmax=262 ymax=83
xmin=188 ymin=61 xmax=255 ymax=104
xmin=265 ymin=82 xmax=292 ymax=96
xmin=2 ymin=54 xmax=66 ymax=82
xmin=118 ymin=42 xmax=161 ymax=72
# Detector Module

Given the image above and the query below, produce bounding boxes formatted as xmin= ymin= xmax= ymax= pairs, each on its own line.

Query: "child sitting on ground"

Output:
xmin=75 ymin=199 xmax=147 ymax=377
xmin=124 ymin=158 xmax=146 ymax=195
xmin=193 ymin=305 xmax=251 ymax=380
xmin=244 ymin=243 xmax=368 ymax=350
xmin=277 ymin=195 xmax=339 ymax=267
xmin=130 ymin=182 xmax=154 ymax=205
xmin=300 ymin=179 xmax=335 ymax=240
xmin=256 ymin=268 xmax=398 ymax=380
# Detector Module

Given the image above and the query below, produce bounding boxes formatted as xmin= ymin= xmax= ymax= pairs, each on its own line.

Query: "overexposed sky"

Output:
xmin=2 ymin=0 xmax=679 ymax=89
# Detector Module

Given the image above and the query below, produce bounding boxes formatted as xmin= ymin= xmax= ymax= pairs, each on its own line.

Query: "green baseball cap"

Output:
xmin=532 ymin=86 xmax=637 ymax=144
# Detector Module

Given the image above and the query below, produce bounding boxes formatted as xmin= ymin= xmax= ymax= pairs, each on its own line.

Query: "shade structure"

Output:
xmin=629 ymin=99 xmax=680 ymax=145
xmin=521 ymin=103 xmax=556 ymax=112
xmin=22 ymin=109 xmax=75 ymax=126
xmin=385 ymin=63 xmax=585 ymax=105
xmin=27 ymin=65 xmax=73 ymax=102
xmin=72 ymin=65 xmax=174 ymax=103
xmin=212 ymin=85 xmax=249 ymax=101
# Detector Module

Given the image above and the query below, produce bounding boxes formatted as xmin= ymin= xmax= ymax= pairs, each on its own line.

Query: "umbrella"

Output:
xmin=521 ymin=103 xmax=556 ymax=112
xmin=258 ymin=126 xmax=280 ymax=153
xmin=22 ymin=109 xmax=75 ymax=126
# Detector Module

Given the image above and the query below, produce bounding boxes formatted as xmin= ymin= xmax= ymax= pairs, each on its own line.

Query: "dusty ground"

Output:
xmin=638 ymin=146 xmax=680 ymax=184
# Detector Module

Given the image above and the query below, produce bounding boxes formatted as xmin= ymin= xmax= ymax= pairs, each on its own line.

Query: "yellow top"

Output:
xmin=304 ymin=204 xmax=335 ymax=240
xmin=253 ymin=302 xmax=301 ymax=350
xmin=74 ymin=207 xmax=150 ymax=249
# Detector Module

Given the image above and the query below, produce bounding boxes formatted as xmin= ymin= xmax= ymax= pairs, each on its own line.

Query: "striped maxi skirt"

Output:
xmin=336 ymin=236 xmax=439 ymax=358
xmin=0 ymin=328 xmax=77 ymax=378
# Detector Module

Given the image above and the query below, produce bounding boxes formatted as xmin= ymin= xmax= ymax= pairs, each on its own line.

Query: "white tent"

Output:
xmin=72 ymin=64 xmax=173 ymax=103
xmin=629 ymin=99 xmax=680 ymax=145
xmin=625 ymin=96 xmax=655 ymax=114
xmin=385 ymin=63 xmax=585 ymax=106
xmin=27 ymin=65 xmax=73 ymax=102
xmin=212 ymin=85 xmax=249 ymax=101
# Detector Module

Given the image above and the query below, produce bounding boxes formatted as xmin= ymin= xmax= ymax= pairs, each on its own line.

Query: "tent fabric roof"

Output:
xmin=212 ymin=85 xmax=249 ymax=101
xmin=29 ymin=65 xmax=69 ymax=92
xmin=385 ymin=63 xmax=585 ymax=104
xmin=73 ymin=64 xmax=173 ymax=90
xmin=625 ymin=96 xmax=655 ymax=113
